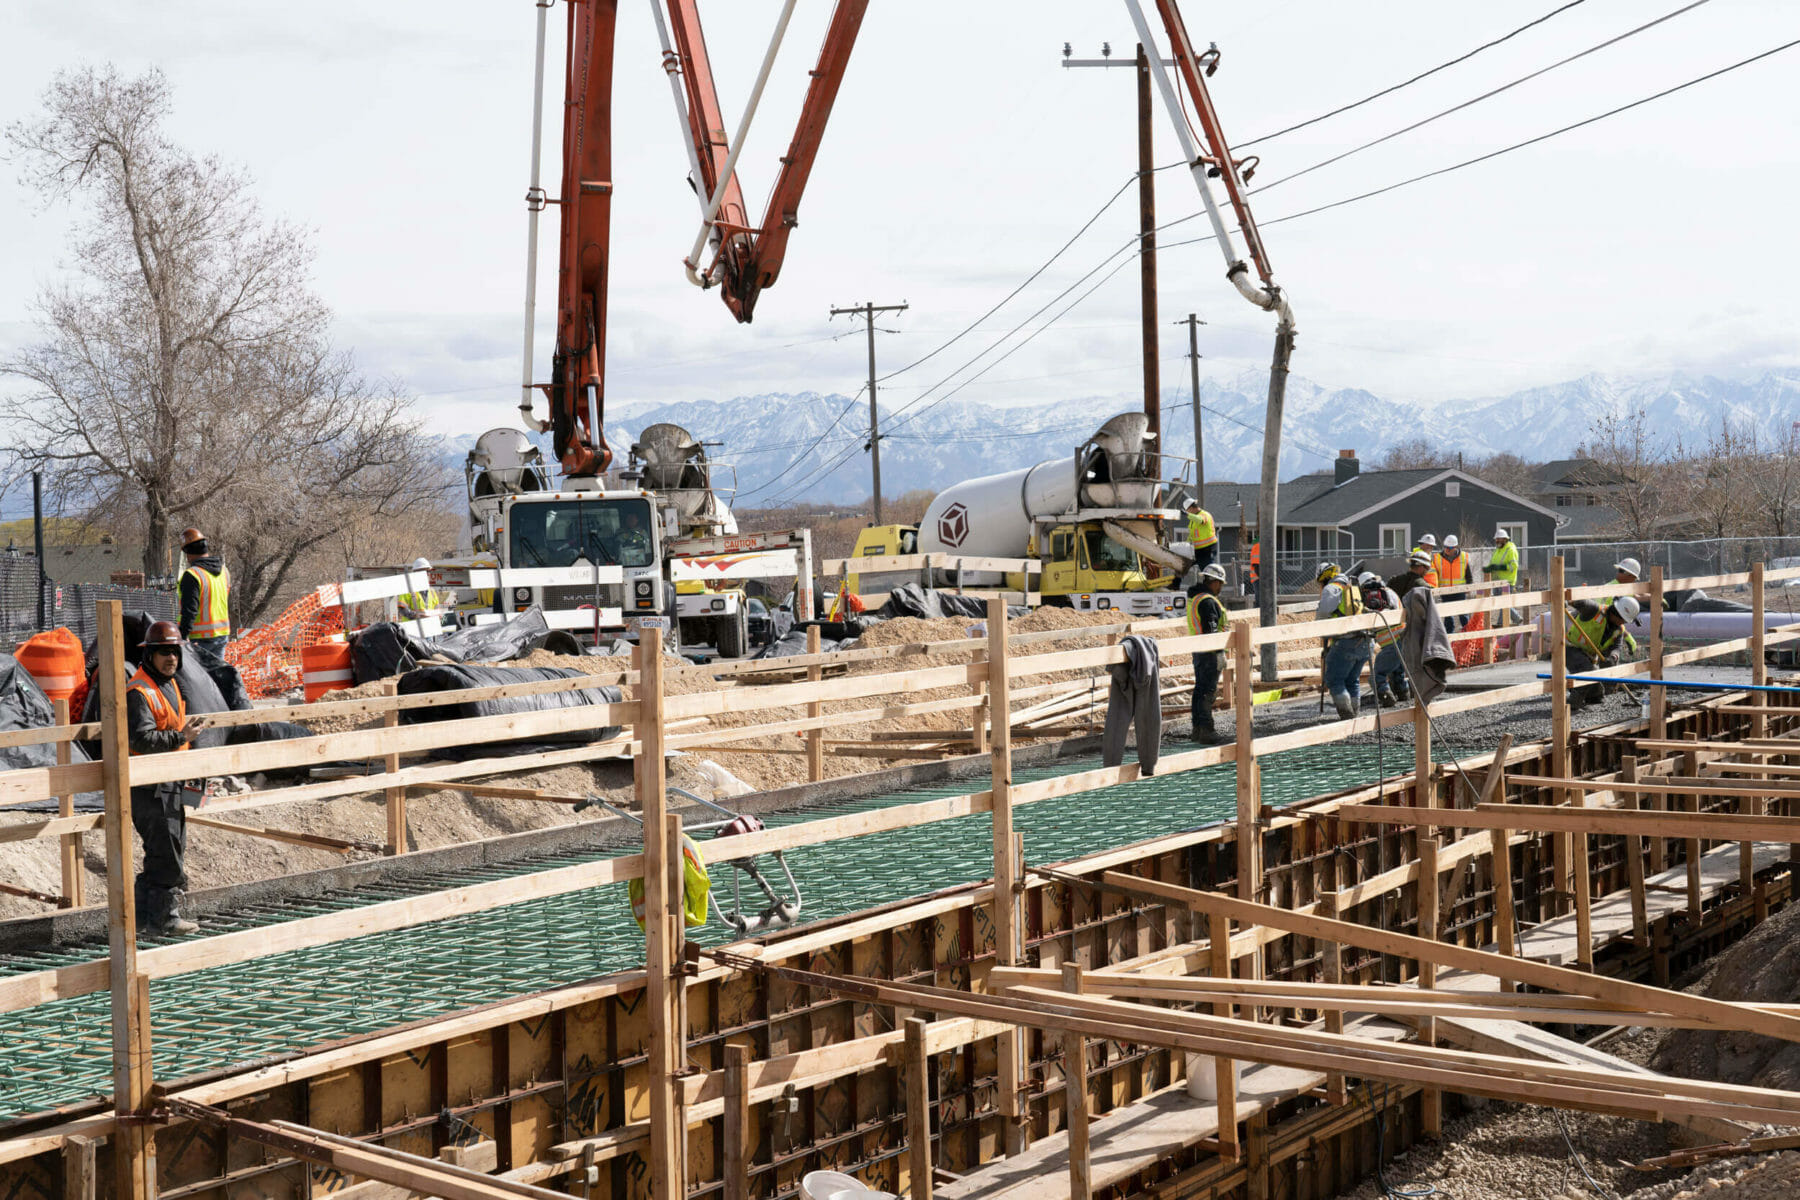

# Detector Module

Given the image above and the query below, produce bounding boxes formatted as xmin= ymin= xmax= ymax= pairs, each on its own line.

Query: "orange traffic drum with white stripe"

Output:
xmin=300 ymin=640 xmax=354 ymax=702
xmin=15 ymin=628 xmax=85 ymax=701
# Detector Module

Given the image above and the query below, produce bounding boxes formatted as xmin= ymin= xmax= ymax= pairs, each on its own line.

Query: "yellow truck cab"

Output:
xmin=845 ymin=524 xmax=919 ymax=597
xmin=1037 ymin=523 xmax=1185 ymax=616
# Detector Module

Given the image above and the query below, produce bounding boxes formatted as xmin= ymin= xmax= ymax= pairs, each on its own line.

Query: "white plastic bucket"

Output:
xmin=1185 ymin=1052 xmax=1242 ymax=1100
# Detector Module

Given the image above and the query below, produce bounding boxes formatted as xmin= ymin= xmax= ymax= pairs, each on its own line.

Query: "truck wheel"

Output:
xmin=719 ymin=611 xmax=747 ymax=660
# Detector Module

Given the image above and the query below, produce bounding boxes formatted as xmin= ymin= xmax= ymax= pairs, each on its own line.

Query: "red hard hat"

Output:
xmin=140 ymin=620 xmax=183 ymax=649
xmin=180 ymin=528 xmax=206 ymax=551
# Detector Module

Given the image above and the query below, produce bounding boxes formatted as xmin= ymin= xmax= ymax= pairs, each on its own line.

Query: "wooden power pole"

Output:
xmin=1177 ymin=313 xmax=1206 ymax=500
xmin=831 ymin=301 xmax=909 ymax=523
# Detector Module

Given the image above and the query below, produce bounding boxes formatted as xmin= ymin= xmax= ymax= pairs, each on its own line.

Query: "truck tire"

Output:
xmin=718 ymin=611 xmax=747 ymax=660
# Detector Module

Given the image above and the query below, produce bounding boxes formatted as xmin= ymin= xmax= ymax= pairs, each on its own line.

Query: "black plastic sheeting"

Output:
xmin=351 ymin=607 xmax=554 ymax=684
xmin=0 ymin=655 xmax=91 ymax=776
xmin=753 ymin=629 xmax=844 ymax=660
xmin=396 ymin=663 xmax=622 ymax=759
xmin=1674 ymin=591 xmax=1753 ymax=614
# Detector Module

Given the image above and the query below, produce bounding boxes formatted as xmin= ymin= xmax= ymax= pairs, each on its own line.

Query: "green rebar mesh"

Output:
xmin=0 ymin=744 xmax=1399 ymax=1120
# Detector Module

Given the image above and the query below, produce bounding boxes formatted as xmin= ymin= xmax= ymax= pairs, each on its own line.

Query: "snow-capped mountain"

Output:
xmin=528 ymin=370 xmax=1800 ymax=504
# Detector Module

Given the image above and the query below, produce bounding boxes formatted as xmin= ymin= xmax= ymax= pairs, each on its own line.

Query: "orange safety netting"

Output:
xmin=224 ymin=591 xmax=345 ymax=698
xmin=1454 ymin=611 xmax=1490 ymax=668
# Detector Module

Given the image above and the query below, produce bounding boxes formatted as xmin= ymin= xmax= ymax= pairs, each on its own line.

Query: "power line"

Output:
xmin=1235 ymin=0 xmax=1593 ymax=148
xmin=1252 ymin=0 xmax=1714 ymax=195
xmin=733 ymin=386 xmax=866 ymax=501
xmin=1253 ymin=34 xmax=1800 ymax=229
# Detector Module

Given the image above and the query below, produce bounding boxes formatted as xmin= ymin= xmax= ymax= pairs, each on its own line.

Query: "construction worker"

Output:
xmin=1434 ymin=535 xmax=1474 ymax=631
xmin=1186 ymin=562 xmax=1230 ymax=744
xmin=1412 ymin=533 xmax=1438 ymax=558
xmin=1315 ymin=563 xmax=1369 ymax=720
xmin=1182 ymin=499 xmax=1219 ymax=573
xmin=127 ymin=621 xmax=207 ymax=936
xmin=1362 ymin=571 xmax=1406 ymax=705
xmin=1614 ymin=557 xmax=1642 ymax=586
xmin=177 ymin=528 xmax=230 ymax=669
xmin=398 ymin=558 xmax=442 ymax=623
xmin=1388 ymin=550 xmax=1434 ymax=599
xmin=1410 ymin=534 xmax=1440 ymax=585
xmin=1486 ymin=528 xmax=1519 ymax=587
xmin=1565 ymin=595 xmax=1641 ymax=711
xmin=615 ymin=511 xmax=652 ymax=565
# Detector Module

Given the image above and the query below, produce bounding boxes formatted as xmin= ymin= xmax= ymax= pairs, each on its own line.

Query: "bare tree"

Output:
xmin=1467 ymin=451 xmax=1537 ymax=499
xmin=1374 ymin=438 xmax=1448 ymax=470
xmin=3 ymin=66 xmax=435 ymax=611
xmin=1578 ymin=406 xmax=1667 ymax=543
xmin=1747 ymin=422 xmax=1800 ymax=541
xmin=1673 ymin=418 xmax=1755 ymax=565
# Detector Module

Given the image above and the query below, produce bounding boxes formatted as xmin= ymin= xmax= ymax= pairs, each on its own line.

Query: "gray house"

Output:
xmin=1174 ymin=452 xmax=1563 ymax=583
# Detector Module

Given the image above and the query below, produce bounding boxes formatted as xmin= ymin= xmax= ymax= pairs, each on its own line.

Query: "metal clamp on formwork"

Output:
xmin=582 ymin=787 xmax=804 ymax=935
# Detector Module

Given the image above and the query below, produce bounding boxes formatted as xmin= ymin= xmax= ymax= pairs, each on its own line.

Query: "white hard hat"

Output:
xmin=1493 ymin=527 xmax=1510 ymax=541
xmin=411 ymin=557 xmax=432 ymax=572
xmin=1200 ymin=562 xmax=1227 ymax=583
xmin=1612 ymin=595 xmax=1642 ymax=623
xmin=1357 ymin=571 xmax=1381 ymax=587
xmin=1409 ymin=551 xmax=1433 ymax=569
xmin=1184 ymin=497 xmax=1202 ymax=510
xmin=1418 ymin=534 xmax=1437 ymax=548
xmin=1443 ymin=534 xmax=1459 ymax=549
xmin=1614 ymin=557 xmax=1641 ymax=578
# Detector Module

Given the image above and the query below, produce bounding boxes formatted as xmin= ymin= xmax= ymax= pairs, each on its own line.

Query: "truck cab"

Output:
xmin=845 ymin=524 xmax=919 ymax=597
xmin=1037 ymin=522 xmax=1187 ymax=618
xmin=481 ymin=486 xmax=674 ymax=634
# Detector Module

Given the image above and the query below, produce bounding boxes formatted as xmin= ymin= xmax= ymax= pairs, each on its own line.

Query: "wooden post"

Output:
xmin=98 ymin=602 xmax=155 ymax=1199
xmin=1650 ymin=565 xmax=1667 ymax=744
xmin=1414 ymin=696 xmax=1432 ymax=810
xmin=1573 ymin=814 xmax=1593 ymax=971
xmin=1418 ymin=836 xmax=1442 ymax=1135
xmin=905 ymin=1018 xmax=935 ymax=1200
xmin=637 ymin=630 xmax=684 ymax=1200
xmin=986 ymin=601 xmax=1027 ymax=1157
xmin=1318 ymin=889 xmax=1348 ymax=1102
xmin=1684 ymin=737 xmax=1703 ymax=920
xmin=1061 ymin=963 xmax=1091 ymax=1200
xmin=1648 ymin=568 xmax=1668 ymax=875
xmin=1550 ymin=556 xmax=1571 ymax=916
xmin=1208 ymin=912 xmax=1240 ymax=1155
xmin=55 ymin=696 xmax=83 ymax=907
xmin=62 ymin=1134 xmax=96 ymax=1200
xmin=382 ymin=679 xmax=406 ymax=855
xmin=1746 ymin=562 xmax=1766 ymax=896
xmin=1621 ymin=756 xmax=1649 ymax=948
xmin=724 ymin=1042 xmax=751 ymax=1200
xmin=1234 ymin=626 xmax=1259 ymax=900
xmin=1489 ymin=825 xmax=1516 ymax=992
xmin=805 ymin=625 xmax=825 ymax=783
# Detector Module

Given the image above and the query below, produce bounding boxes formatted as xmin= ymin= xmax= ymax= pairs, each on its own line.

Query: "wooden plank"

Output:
xmin=1418 ymin=836 xmax=1442 ymax=1135
xmin=53 ymin=697 xmax=82 ymax=908
xmin=1338 ymin=803 xmax=1800 ymax=847
xmin=1209 ymin=911 xmax=1240 ymax=1156
xmin=637 ymin=631 xmax=682 ymax=1200
xmin=1096 ymin=872 xmax=1800 ymax=1044
xmin=1506 ymin=775 xmax=1800 ymax=799
xmin=988 ymin=599 xmax=1026 ymax=1157
xmin=382 ymin=680 xmax=406 ymax=856
xmin=1551 ymin=556 xmax=1571 ymax=919
xmin=1621 ymin=757 xmax=1650 ymax=947
xmin=1233 ymin=621 xmax=1259 ymax=904
xmin=61 ymin=1134 xmax=94 ymax=1200
xmin=1061 ymin=963 xmax=1091 ymax=1200
xmin=186 ymin=814 xmax=377 ymax=854
xmin=97 ymin=603 xmax=153 ymax=1200
xmin=724 ymin=1042 xmax=750 ymax=1200
xmin=905 ymin=1019 xmax=934 ymax=1200
xmin=0 ymin=813 xmax=105 ymax=845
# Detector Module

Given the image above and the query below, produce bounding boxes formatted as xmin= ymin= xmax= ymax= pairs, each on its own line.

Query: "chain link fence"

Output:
xmin=0 ymin=554 xmax=177 ymax=654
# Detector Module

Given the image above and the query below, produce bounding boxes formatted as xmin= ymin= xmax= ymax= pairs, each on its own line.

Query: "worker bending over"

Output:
xmin=1186 ymin=563 xmax=1230 ymax=744
xmin=1565 ymin=595 xmax=1640 ymax=711
xmin=1362 ymin=570 xmax=1406 ymax=705
xmin=127 ymin=621 xmax=208 ymax=936
xmin=1182 ymin=499 xmax=1219 ymax=573
xmin=1316 ymin=563 xmax=1369 ymax=720
xmin=177 ymin=527 xmax=231 ymax=669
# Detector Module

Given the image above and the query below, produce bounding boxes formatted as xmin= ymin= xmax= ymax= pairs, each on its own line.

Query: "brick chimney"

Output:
xmin=1335 ymin=449 xmax=1360 ymax=485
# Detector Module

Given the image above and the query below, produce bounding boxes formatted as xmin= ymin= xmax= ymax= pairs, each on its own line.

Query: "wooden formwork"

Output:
xmin=2 ymin=563 xmax=1800 ymax=1198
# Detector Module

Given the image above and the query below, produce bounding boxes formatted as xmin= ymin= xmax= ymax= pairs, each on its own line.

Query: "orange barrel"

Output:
xmin=14 ymin=627 xmax=85 ymax=702
xmin=300 ymin=640 xmax=355 ymax=702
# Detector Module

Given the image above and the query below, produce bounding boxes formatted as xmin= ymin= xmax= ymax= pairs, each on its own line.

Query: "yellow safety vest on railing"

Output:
xmin=629 ymin=834 xmax=711 ymax=930
xmin=183 ymin=564 xmax=231 ymax=639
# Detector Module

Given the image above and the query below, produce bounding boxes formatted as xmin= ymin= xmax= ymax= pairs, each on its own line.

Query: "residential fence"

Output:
xmin=0 ymin=553 xmax=177 ymax=653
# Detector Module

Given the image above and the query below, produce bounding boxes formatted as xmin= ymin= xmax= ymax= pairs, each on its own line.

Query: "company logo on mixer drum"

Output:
xmin=937 ymin=503 xmax=970 ymax=547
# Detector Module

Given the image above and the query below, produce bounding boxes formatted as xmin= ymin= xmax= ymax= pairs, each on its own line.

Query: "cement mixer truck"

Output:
xmin=847 ymin=413 xmax=1191 ymax=618
xmin=439 ymin=425 xmax=812 ymax=655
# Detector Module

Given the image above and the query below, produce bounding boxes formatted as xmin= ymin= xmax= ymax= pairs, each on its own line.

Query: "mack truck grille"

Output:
xmin=543 ymin=583 xmax=625 ymax=612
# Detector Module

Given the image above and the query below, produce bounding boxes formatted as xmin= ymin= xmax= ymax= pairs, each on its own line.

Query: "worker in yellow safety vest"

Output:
xmin=178 ymin=527 xmax=231 ymax=669
xmin=127 ymin=620 xmax=208 ymax=936
xmin=1185 ymin=562 xmax=1230 ymax=744
xmin=1315 ymin=563 xmax=1369 ymax=720
xmin=399 ymin=558 xmax=443 ymax=622
xmin=1565 ymin=595 xmax=1640 ymax=711
xmin=1486 ymin=528 xmax=1519 ymax=586
xmin=1182 ymin=499 xmax=1219 ymax=572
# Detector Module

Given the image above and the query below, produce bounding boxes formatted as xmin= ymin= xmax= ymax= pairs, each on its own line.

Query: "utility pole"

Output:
xmin=830 ymin=301 xmax=908 ymax=523
xmin=1176 ymin=314 xmax=1206 ymax=502
xmin=1063 ymin=42 xmax=1173 ymax=449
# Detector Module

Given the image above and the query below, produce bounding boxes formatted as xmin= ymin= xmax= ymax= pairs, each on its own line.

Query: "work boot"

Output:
xmin=1190 ymin=724 xmax=1222 ymax=745
xmin=1332 ymin=691 xmax=1357 ymax=720
xmin=142 ymin=888 xmax=198 ymax=937
xmin=1376 ymin=687 xmax=1397 ymax=707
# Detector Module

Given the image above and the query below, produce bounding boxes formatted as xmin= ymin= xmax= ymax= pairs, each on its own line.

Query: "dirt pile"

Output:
xmin=1654 ymin=902 xmax=1800 ymax=1091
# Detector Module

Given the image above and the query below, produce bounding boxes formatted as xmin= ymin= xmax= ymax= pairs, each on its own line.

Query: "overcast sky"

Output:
xmin=3 ymin=0 xmax=1797 ymax=441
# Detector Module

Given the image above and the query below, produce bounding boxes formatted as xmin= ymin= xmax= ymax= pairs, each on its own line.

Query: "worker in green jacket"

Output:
xmin=1485 ymin=528 xmax=1519 ymax=587
xmin=1566 ymin=595 xmax=1640 ymax=710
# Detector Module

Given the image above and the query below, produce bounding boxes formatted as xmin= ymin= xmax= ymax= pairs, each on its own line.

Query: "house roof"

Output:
xmin=1534 ymin=458 xmax=1633 ymax=490
xmin=36 ymin=543 xmax=147 ymax=584
xmin=1280 ymin=468 xmax=1446 ymax=525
